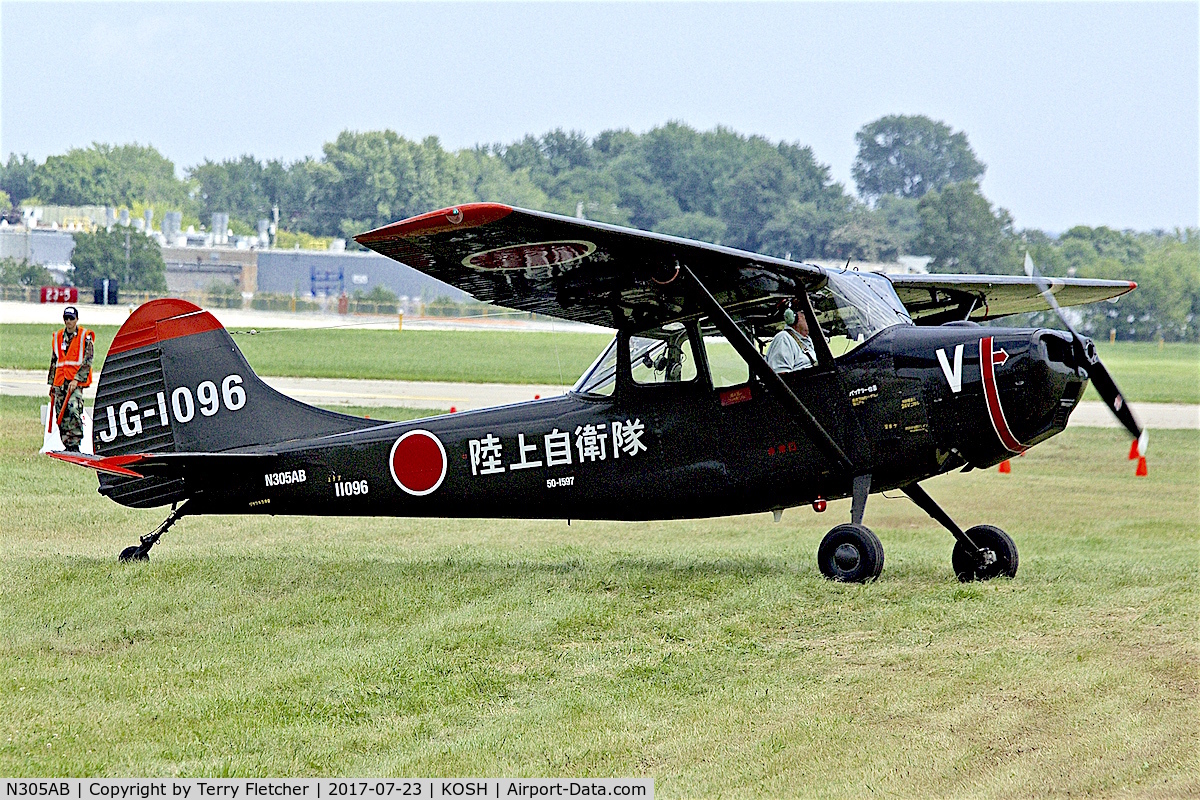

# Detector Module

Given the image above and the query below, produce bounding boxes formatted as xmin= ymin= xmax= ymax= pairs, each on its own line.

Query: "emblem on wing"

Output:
xmin=462 ymin=240 xmax=596 ymax=271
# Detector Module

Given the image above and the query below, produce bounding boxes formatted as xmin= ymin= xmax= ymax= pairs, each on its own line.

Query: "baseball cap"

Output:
xmin=63 ymin=306 xmax=78 ymax=319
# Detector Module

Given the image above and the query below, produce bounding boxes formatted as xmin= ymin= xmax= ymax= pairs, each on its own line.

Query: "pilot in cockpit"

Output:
xmin=767 ymin=298 xmax=818 ymax=373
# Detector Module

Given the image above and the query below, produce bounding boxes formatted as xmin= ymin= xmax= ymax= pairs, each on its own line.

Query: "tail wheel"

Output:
xmin=818 ymin=524 xmax=884 ymax=583
xmin=119 ymin=545 xmax=148 ymax=563
xmin=952 ymin=525 xmax=1018 ymax=582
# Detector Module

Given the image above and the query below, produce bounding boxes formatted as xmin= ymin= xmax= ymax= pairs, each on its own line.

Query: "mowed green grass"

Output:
xmin=4 ymin=323 xmax=1197 ymax=401
xmin=1 ymin=324 xmax=611 ymax=386
xmin=1 ymin=393 xmax=1197 ymax=794
xmin=1084 ymin=341 xmax=1199 ymax=404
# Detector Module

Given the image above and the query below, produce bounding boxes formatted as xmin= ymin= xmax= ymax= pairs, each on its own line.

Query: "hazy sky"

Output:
xmin=2 ymin=2 xmax=1197 ymax=233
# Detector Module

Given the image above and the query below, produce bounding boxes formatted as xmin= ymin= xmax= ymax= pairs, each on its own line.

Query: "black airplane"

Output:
xmin=50 ymin=203 xmax=1146 ymax=582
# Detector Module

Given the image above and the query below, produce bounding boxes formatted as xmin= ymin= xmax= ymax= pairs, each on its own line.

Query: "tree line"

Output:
xmin=2 ymin=116 xmax=1195 ymax=340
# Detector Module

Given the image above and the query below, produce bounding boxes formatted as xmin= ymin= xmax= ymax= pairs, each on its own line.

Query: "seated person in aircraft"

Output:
xmin=767 ymin=300 xmax=818 ymax=373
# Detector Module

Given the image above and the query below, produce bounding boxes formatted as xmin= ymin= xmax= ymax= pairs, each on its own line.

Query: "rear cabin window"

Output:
xmin=629 ymin=325 xmax=698 ymax=385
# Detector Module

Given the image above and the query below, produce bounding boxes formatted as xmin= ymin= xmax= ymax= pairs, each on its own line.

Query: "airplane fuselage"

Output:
xmin=128 ymin=324 xmax=1086 ymax=521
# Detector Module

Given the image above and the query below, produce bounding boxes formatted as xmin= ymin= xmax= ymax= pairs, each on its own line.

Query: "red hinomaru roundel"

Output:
xmin=462 ymin=240 xmax=596 ymax=271
xmin=389 ymin=430 xmax=448 ymax=496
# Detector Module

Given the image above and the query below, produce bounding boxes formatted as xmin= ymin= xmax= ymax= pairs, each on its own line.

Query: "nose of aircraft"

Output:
xmin=1007 ymin=329 xmax=1091 ymax=445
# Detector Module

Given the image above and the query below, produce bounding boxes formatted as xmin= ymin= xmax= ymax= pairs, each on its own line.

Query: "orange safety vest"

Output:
xmin=52 ymin=327 xmax=95 ymax=388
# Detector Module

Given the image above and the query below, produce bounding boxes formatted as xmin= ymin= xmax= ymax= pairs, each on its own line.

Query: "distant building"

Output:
xmin=161 ymin=246 xmax=258 ymax=294
xmin=256 ymin=249 xmax=467 ymax=301
xmin=10 ymin=203 xmax=468 ymax=301
xmin=0 ymin=225 xmax=77 ymax=279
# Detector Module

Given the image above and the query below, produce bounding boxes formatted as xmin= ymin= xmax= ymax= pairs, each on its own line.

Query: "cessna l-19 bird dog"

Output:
xmin=50 ymin=203 xmax=1146 ymax=582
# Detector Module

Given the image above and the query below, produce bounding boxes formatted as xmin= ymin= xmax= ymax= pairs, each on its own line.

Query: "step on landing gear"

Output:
xmin=900 ymin=483 xmax=1017 ymax=582
xmin=119 ymin=502 xmax=187 ymax=563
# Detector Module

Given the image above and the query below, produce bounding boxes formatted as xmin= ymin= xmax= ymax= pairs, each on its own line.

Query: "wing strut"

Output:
xmin=680 ymin=264 xmax=856 ymax=474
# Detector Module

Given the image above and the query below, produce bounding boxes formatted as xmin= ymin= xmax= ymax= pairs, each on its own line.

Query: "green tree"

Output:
xmin=455 ymin=148 xmax=548 ymax=209
xmin=70 ymin=228 xmax=167 ymax=292
xmin=0 ymin=257 xmax=53 ymax=286
xmin=915 ymin=181 xmax=1016 ymax=273
xmin=758 ymin=200 xmax=846 ymax=260
xmin=189 ymin=155 xmax=273 ymax=228
xmin=34 ymin=143 xmax=193 ymax=208
xmin=853 ymin=115 xmax=985 ymax=202
xmin=1076 ymin=233 xmax=1200 ymax=341
xmin=0 ymin=154 xmax=37 ymax=206
xmin=653 ymin=213 xmax=727 ymax=245
xmin=308 ymin=131 xmax=467 ymax=240
xmin=873 ymin=195 xmax=921 ymax=255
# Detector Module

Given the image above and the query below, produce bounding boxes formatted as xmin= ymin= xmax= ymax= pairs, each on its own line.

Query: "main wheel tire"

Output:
xmin=118 ymin=545 xmax=148 ymax=563
xmin=952 ymin=525 xmax=1017 ymax=582
xmin=818 ymin=524 xmax=884 ymax=583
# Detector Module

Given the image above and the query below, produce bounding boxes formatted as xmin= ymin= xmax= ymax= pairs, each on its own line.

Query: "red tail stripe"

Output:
xmin=980 ymin=336 xmax=1027 ymax=454
xmin=108 ymin=300 xmax=224 ymax=356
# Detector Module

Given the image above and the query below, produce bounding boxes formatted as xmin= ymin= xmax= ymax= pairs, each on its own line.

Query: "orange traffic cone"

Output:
xmin=998 ymin=460 xmax=1011 ymax=473
xmin=1128 ymin=439 xmax=1139 ymax=460
xmin=1135 ymin=456 xmax=1147 ymax=476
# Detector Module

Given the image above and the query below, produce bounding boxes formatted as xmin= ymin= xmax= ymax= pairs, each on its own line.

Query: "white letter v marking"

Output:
xmin=937 ymin=344 xmax=964 ymax=393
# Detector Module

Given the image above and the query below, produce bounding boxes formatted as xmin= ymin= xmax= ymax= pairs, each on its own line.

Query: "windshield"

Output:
xmin=574 ymin=337 xmax=620 ymax=395
xmin=812 ymin=270 xmax=913 ymax=354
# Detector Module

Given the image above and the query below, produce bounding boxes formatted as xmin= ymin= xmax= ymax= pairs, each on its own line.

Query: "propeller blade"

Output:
xmin=1023 ymin=252 xmax=1145 ymax=451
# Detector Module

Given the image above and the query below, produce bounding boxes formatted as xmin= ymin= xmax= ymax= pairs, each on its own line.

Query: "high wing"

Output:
xmin=356 ymin=203 xmax=820 ymax=330
xmin=887 ymin=274 xmax=1137 ymax=325
xmin=357 ymin=203 xmax=1136 ymax=329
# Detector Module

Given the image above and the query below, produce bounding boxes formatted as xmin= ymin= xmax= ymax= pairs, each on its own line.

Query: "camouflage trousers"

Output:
xmin=53 ymin=385 xmax=85 ymax=451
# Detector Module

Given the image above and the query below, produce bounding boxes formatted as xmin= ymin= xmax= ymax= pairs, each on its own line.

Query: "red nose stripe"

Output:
xmin=980 ymin=336 xmax=1027 ymax=454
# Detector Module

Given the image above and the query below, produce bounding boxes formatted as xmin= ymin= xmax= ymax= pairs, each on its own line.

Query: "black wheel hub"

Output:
xmin=833 ymin=543 xmax=861 ymax=572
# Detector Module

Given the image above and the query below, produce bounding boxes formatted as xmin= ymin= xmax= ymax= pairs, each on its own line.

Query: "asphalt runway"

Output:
xmin=3 ymin=368 xmax=1196 ymax=426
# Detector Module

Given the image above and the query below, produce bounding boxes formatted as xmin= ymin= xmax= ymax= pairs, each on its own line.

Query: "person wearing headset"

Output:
xmin=766 ymin=298 xmax=817 ymax=373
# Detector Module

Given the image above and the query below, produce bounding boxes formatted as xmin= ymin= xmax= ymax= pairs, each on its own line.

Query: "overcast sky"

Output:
xmin=2 ymin=2 xmax=1196 ymax=233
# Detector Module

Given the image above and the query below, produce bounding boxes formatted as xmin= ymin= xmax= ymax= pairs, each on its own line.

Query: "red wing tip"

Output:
xmin=47 ymin=451 xmax=146 ymax=477
xmin=355 ymin=203 xmax=513 ymax=243
xmin=1128 ymin=281 xmax=1137 ymax=290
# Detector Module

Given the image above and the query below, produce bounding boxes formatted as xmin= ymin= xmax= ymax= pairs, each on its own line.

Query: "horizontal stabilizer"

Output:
xmin=48 ymin=450 xmax=278 ymax=480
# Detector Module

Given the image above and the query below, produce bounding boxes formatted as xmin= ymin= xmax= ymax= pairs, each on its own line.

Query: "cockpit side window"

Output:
xmin=572 ymin=322 xmax=699 ymax=396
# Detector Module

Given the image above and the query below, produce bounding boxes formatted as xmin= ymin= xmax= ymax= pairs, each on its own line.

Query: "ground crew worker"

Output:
xmin=48 ymin=305 xmax=95 ymax=452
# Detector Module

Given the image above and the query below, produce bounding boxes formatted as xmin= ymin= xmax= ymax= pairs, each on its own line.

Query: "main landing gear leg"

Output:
xmin=817 ymin=474 xmax=884 ymax=583
xmin=900 ymin=483 xmax=1018 ymax=582
xmin=119 ymin=501 xmax=188 ymax=563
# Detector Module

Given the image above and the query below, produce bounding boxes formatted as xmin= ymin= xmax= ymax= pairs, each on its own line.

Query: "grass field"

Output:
xmin=0 ymin=324 xmax=612 ymax=387
xmin=3 ymin=323 xmax=1197 ymax=402
xmin=0 ymin=393 xmax=1196 ymax=794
